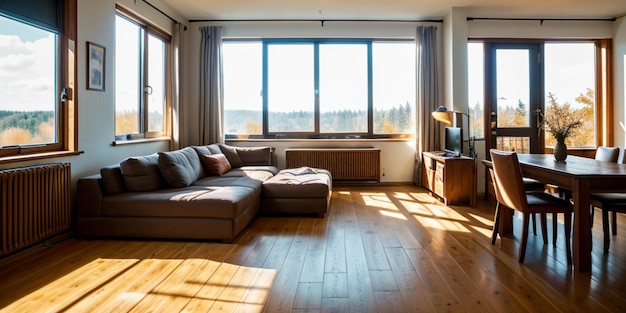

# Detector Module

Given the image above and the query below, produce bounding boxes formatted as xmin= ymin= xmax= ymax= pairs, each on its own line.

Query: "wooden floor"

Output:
xmin=1 ymin=185 xmax=626 ymax=312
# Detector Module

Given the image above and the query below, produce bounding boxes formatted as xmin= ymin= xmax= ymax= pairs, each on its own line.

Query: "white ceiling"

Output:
xmin=160 ymin=0 xmax=626 ymax=21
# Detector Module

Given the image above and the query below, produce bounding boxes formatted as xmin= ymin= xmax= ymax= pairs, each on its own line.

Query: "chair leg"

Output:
xmin=612 ymin=211 xmax=617 ymax=236
xmin=552 ymin=213 xmax=558 ymax=247
xmin=564 ymin=212 xmax=572 ymax=265
xmin=603 ymin=210 xmax=610 ymax=254
xmin=491 ymin=202 xmax=501 ymax=245
xmin=539 ymin=213 xmax=548 ymax=245
xmin=590 ymin=205 xmax=595 ymax=228
xmin=532 ymin=213 xmax=537 ymax=236
xmin=519 ymin=212 xmax=530 ymax=263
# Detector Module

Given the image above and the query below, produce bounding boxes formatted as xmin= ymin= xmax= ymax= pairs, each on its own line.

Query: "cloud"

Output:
xmin=0 ymin=33 xmax=55 ymax=111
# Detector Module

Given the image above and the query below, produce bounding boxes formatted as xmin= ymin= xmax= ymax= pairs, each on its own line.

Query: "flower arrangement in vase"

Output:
xmin=543 ymin=100 xmax=583 ymax=162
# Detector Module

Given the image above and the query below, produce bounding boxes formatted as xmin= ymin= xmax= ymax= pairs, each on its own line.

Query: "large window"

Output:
xmin=223 ymin=40 xmax=416 ymax=138
xmin=0 ymin=0 xmax=76 ymax=158
xmin=469 ymin=40 xmax=610 ymax=151
xmin=115 ymin=9 xmax=169 ymax=139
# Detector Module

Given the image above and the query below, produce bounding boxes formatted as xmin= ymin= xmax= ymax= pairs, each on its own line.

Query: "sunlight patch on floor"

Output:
xmin=379 ymin=209 xmax=408 ymax=220
xmin=3 ymin=257 xmax=276 ymax=313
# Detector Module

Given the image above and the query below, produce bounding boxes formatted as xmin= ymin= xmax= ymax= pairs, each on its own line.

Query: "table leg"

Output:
xmin=572 ymin=179 xmax=591 ymax=272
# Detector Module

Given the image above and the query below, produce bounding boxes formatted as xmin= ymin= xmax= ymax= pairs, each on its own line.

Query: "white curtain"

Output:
xmin=414 ymin=26 xmax=440 ymax=185
xmin=169 ymin=22 xmax=185 ymax=150
xmin=198 ymin=26 xmax=224 ymax=144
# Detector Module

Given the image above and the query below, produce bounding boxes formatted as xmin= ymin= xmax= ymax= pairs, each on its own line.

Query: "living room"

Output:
xmin=1 ymin=0 xmax=626 ymax=311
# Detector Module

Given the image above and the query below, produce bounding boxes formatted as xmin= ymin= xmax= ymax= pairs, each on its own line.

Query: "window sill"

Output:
xmin=0 ymin=150 xmax=84 ymax=165
xmin=112 ymin=136 xmax=170 ymax=146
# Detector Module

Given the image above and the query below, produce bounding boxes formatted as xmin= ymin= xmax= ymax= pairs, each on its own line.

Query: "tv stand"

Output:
xmin=422 ymin=151 xmax=476 ymax=206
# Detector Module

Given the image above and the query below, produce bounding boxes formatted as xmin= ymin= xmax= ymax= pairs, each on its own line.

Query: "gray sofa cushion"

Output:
xmin=120 ymin=153 xmax=165 ymax=192
xmin=218 ymin=144 xmax=243 ymax=168
xmin=101 ymin=186 xmax=258 ymax=219
xmin=158 ymin=147 xmax=205 ymax=188
xmin=192 ymin=144 xmax=222 ymax=157
xmin=100 ymin=164 xmax=126 ymax=195
xmin=236 ymin=146 xmax=273 ymax=165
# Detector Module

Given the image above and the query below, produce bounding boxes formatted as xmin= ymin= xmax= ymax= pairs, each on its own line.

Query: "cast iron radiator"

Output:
xmin=0 ymin=163 xmax=71 ymax=256
xmin=285 ymin=148 xmax=381 ymax=182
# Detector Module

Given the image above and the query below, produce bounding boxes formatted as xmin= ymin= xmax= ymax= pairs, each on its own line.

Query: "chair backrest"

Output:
xmin=489 ymin=149 xmax=528 ymax=212
xmin=595 ymin=146 xmax=619 ymax=162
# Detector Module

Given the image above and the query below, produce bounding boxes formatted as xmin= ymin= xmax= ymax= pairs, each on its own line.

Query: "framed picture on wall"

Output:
xmin=87 ymin=41 xmax=105 ymax=91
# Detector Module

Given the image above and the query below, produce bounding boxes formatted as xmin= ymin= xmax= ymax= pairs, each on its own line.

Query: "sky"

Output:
xmin=0 ymin=15 xmax=56 ymax=112
xmin=222 ymin=41 xmax=416 ymax=113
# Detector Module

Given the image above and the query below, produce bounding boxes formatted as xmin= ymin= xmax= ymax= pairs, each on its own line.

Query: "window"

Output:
xmin=223 ymin=39 xmax=416 ymax=138
xmin=470 ymin=39 xmax=610 ymax=151
xmin=467 ymin=42 xmax=485 ymax=139
xmin=267 ymin=44 xmax=315 ymax=132
xmin=115 ymin=9 xmax=169 ymax=139
xmin=544 ymin=42 xmax=596 ymax=148
xmin=0 ymin=0 xmax=77 ymax=158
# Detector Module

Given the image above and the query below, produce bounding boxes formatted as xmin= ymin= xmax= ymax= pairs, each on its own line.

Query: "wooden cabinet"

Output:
xmin=422 ymin=151 xmax=476 ymax=206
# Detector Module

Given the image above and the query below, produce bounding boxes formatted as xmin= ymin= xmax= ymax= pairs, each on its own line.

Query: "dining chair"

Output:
xmin=588 ymin=147 xmax=624 ymax=253
xmin=485 ymin=160 xmax=547 ymax=239
xmin=490 ymin=149 xmax=573 ymax=264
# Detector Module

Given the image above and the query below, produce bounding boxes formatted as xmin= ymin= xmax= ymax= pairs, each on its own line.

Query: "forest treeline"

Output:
xmin=0 ymin=110 xmax=54 ymax=146
xmin=225 ymin=102 xmax=414 ymax=134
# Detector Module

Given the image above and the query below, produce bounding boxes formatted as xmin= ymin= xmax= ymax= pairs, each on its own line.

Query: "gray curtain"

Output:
xmin=199 ymin=26 xmax=224 ymax=144
xmin=414 ymin=26 xmax=440 ymax=185
xmin=169 ymin=23 xmax=185 ymax=150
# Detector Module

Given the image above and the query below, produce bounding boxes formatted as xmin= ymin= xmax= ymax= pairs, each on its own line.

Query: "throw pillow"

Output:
xmin=218 ymin=144 xmax=243 ymax=168
xmin=120 ymin=153 xmax=165 ymax=192
xmin=200 ymin=153 xmax=232 ymax=176
xmin=158 ymin=147 xmax=204 ymax=188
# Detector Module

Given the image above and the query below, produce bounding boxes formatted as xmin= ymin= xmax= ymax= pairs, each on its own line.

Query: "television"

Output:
xmin=444 ymin=127 xmax=462 ymax=157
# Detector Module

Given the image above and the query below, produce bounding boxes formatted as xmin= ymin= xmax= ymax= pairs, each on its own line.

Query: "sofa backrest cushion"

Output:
xmin=236 ymin=146 xmax=273 ymax=165
xmin=100 ymin=164 xmax=126 ymax=195
xmin=158 ymin=147 xmax=205 ymax=187
xmin=120 ymin=153 xmax=165 ymax=192
xmin=200 ymin=153 xmax=232 ymax=176
xmin=218 ymin=144 xmax=243 ymax=168
xmin=192 ymin=144 xmax=222 ymax=157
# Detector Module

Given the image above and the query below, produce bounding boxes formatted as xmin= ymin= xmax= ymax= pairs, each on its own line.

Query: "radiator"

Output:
xmin=285 ymin=148 xmax=381 ymax=182
xmin=0 ymin=163 xmax=71 ymax=257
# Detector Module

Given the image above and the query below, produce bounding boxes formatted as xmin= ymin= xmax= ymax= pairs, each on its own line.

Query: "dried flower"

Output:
xmin=543 ymin=101 xmax=583 ymax=142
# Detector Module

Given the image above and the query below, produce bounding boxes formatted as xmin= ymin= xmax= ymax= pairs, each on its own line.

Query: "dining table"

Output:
xmin=504 ymin=154 xmax=626 ymax=272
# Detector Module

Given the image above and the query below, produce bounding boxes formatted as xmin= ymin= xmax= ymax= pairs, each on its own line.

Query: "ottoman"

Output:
xmin=261 ymin=167 xmax=332 ymax=217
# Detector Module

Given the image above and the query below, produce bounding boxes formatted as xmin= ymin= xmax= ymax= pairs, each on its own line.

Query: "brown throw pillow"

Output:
xmin=200 ymin=154 xmax=232 ymax=176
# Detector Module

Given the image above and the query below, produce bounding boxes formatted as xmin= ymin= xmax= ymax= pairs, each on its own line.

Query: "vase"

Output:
xmin=553 ymin=140 xmax=568 ymax=162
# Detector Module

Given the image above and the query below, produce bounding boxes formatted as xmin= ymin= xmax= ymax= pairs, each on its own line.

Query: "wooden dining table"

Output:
xmin=507 ymin=154 xmax=626 ymax=272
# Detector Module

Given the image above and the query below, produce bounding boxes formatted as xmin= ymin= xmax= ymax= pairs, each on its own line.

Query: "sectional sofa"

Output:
xmin=76 ymin=143 xmax=332 ymax=242
xmin=76 ymin=144 xmax=280 ymax=242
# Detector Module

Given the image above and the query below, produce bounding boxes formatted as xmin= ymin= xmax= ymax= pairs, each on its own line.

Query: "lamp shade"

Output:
xmin=431 ymin=106 xmax=453 ymax=124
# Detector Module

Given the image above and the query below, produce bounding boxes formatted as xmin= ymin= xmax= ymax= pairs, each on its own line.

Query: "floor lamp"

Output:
xmin=431 ymin=105 xmax=475 ymax=159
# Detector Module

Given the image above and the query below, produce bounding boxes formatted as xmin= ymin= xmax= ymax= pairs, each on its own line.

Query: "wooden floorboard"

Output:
xmin=1 ymin=185 xmax=625 ymax=312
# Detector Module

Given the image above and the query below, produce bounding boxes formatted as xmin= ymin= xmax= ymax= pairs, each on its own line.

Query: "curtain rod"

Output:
xmin=189 ymin=18 xmax=443 ymax=26
xmin=468 ymin=17 xmax=616 ymax=22
xmin=141 ymin=0 xmax=180 ymax=25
